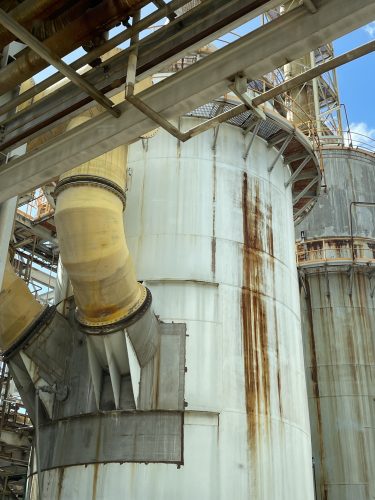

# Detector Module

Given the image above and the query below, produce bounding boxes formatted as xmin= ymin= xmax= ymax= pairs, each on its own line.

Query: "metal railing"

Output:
xmin=296 ymin=236 xmax=375 ymax=267
xmin=319 ymin=130 xmax=375 ymax=156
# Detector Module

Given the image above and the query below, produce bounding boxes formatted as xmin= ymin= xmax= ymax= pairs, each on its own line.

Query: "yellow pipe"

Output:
xmin=0 ymin=79 xmax=45 ymax=352
xmin=54 ymin=116 xmax=147 ymax=328
xmin=0 ymin=258 xmax=43 ymax=351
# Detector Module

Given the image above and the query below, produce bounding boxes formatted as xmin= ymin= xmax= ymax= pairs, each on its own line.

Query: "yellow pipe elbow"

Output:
xmin=0 ymin=259 xmax=43 ymax=351
xmin=54 ymin=131 xmax=147 ymax=328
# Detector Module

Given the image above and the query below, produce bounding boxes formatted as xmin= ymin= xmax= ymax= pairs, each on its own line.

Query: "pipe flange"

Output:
xmin=3 ymin=305 xmax=56 ymax=360
xmin=79 ymin=287 xmax=152 ymax=335
xmin=54 ymin=175 xmax=126 ymax=209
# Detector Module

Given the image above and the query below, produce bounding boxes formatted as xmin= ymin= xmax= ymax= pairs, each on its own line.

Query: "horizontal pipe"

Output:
xmin=0 ymin=8 xmax=120 ymax=118
xmin=0 ymin=0 xmax=67 ymax=51
xmin=0 ymin=0 xmax=192 ymax=117
xmin=0 ymin=0 xmax=145 ymax=96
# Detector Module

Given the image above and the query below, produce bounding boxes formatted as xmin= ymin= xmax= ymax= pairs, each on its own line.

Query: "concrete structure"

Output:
xmin=297 ymin=147 xmax=375 ymax=500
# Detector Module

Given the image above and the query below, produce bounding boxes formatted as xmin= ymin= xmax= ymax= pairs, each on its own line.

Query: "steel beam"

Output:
xmin=0 ymin=0 xmax=280 ymax=151
xmin=252 ymin=38 xmax=375 ymax=108
xmin=0 ymin=197 xmax=17 ymax=286
xmin=303 ymin=0 xmax=318 ymax=13
xmin=128 ymin=94 xmax=248 ymax=142
xmin=0 ymin=9 xmax=120 ymax=118
xmin=293 ymin=176 xmax=319 ymax=204
xmin=15 ymin=213 xmax=58 ymax=246
xmin=243 ymin=120 xmax=261 ymax=159
xmin=268 ymin=134 xmax=293 ymax=172
xmin=0 ymin=0 xmax=192 ymax=117
xmin=293 ymin=198 xmax=317 ymax=220
xmin=284 ymin=151 xmax=310 ymax=164
xmin=285 ymin=155 xmax=312 ymax=187
xmin=0 ymin=0 xmax=374 ymax=202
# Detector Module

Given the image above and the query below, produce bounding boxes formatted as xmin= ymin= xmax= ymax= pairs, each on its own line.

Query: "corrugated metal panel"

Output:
xmin=38 ymin=411 xmax=183 ymax=470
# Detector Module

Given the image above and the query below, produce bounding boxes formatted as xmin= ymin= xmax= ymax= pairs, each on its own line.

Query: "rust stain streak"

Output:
xmin=267 ymin=203 xmax=282 ymax=417
xmin=305 ymin=277 xmax=326 ymax=499
xmin=211 ymin=154 xmax=217 ymax=277
xmin=241 ymin=172 xmax=271 ymax=450
xmin=56 ymin=467 xmax=65 ymax=500
xmin=266 ymin=203 xmax=274 ymax=258
xmin=92 ymin=463 xmax=99 ymax=500
xmin=92 ymin=420 xmax=102 ymax=500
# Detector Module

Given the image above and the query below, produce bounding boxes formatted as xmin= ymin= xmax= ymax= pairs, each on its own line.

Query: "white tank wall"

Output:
xmin=36 ymin=118 xmax=314 ymax=499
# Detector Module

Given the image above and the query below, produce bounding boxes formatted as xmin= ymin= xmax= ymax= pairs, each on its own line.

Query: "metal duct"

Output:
xmin=0 ymin=0 xmax=144 ymax=95
xmin=53 ymin=114 xmax=147 ymax=329
xmin=0 ymin=258 xmax=44 ymax=351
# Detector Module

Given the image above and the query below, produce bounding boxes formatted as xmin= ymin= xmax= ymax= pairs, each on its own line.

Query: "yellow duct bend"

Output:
xmin=0 ymin=259 xmax=43 ymax=351
xmin=54 ymin=116 xmax=146 ymax=328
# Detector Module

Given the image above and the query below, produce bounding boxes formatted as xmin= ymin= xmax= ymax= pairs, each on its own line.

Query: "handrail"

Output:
xmin=296 ymin=236 xmax=375 ymax=267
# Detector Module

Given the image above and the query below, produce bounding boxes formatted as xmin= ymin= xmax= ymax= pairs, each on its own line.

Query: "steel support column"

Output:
xmin=0 ymin=196 xmax=17 ymax=288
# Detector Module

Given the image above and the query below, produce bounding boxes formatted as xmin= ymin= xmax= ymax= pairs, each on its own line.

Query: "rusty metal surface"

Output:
xmin=301 ymin=272 xmax=375 ymax=500
xmin=297 ymin=236 xmax=375 ymax=267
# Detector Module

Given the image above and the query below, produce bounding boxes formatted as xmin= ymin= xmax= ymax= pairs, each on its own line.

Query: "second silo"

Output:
xmin=297 ymin=147 xmax=375 ymax=499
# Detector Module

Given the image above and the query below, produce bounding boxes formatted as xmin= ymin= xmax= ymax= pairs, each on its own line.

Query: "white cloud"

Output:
xmin=364 ymin=21 xmax=375 ymax=38
xmin=345 ymin=122 xmax=375 ymax=150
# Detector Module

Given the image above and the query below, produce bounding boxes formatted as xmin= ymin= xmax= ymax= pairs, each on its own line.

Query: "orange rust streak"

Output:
xmin=305 ymin=278 xmax=326 ymax=498
xmin=241 ymin=173 xmax=271 ymax=450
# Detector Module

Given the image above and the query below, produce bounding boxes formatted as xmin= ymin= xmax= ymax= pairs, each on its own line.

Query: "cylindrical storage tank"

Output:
xmin=297 ymin=148 xmax=375 ymax=500
xmin=36 ymin=113 xmax=315 ymax=499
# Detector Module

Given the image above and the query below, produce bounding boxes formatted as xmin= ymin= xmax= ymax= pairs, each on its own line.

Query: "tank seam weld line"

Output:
xmin=309 ymin=395 xmax=375 ymax=399
xmin=307 ymin=306 xmax=375 ymax=309
xmin=128 ymin=160 xmax=294 ymax=197
xmin=131 ymin=233 xmax=295 ymax=269
xmin=184 ymin=409 xmax=312 ymax=437
xmin=307 ymin=363 xmax=375 ymax=368
xmin=160 ymin=292 xmax=302 ymax=322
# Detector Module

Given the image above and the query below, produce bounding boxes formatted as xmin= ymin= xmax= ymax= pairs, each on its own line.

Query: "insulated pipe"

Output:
xmin=0 ymin=258 xmax=44 ymax=351
xmin=0 ymin=0 xmax=68 ymax=51
xmin=53 ymin=115 xmax=147 ymax=329
xmin=0 ymin=0 xmax=145 ymax=95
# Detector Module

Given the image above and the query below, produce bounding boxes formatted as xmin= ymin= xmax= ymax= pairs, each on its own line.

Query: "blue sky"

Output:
xmin=334 ymin=22 xmax=375 ymax=145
